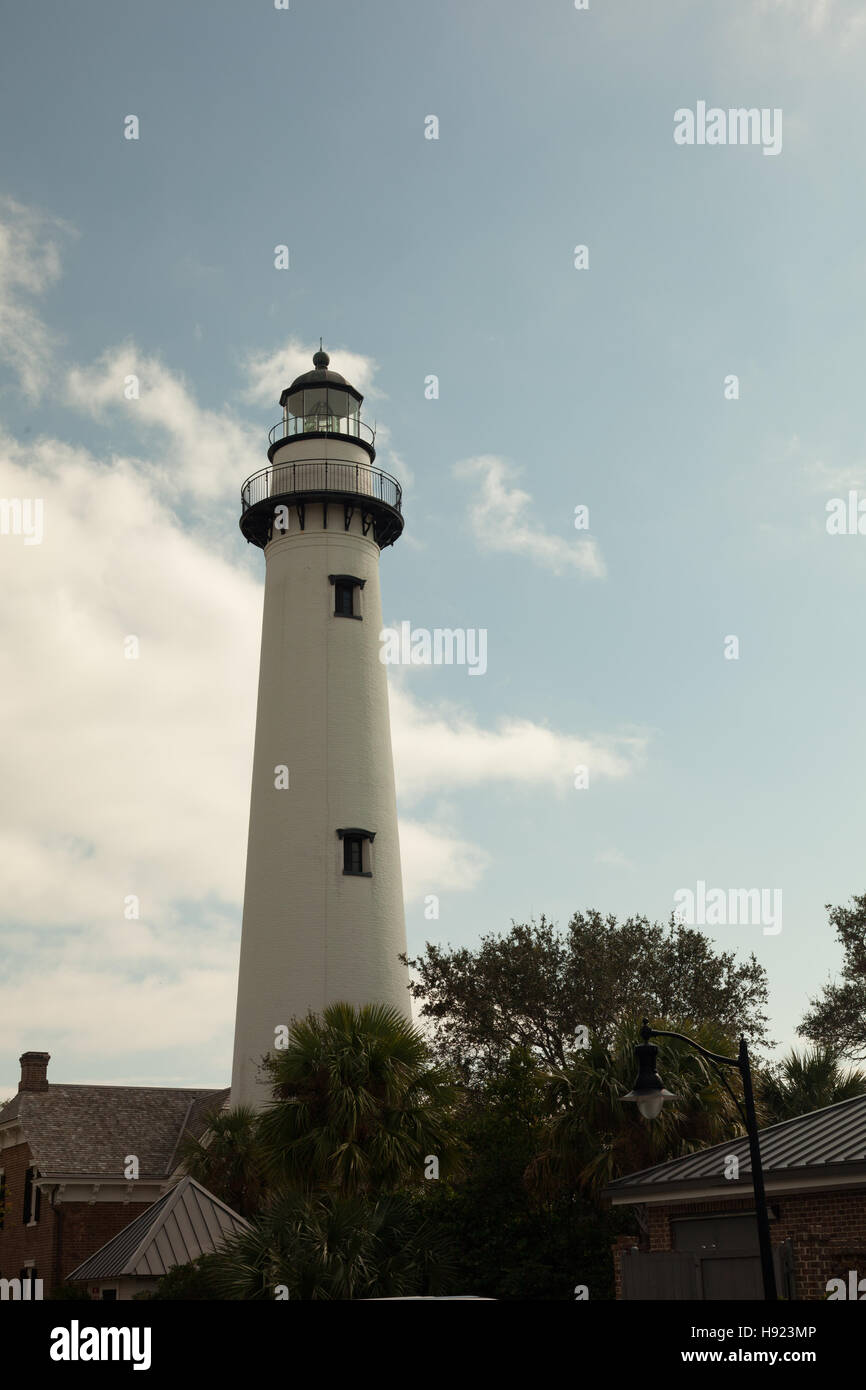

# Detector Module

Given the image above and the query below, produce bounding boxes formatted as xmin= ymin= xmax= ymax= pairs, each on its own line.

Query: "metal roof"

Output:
xmin=279 ymin=349 xmax=363 ymax=407
xmin=607 ymin=1092 xmax=866 ymax=1197
xmin=67 ymin=1176 xmax=250 ymax=1282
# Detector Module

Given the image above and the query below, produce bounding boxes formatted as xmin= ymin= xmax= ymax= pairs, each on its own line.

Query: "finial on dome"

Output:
xmin=312 ymin=341 xmax=329 ymax=369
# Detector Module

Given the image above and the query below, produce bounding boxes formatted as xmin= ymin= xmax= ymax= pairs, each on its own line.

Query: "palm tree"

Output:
xmin=207 ymin=1189 xmax=458 ymax=1300
xmin=177 ymin=1105 xmax=269 ymax=1220
xmin=759 ymin=1046 xmax=866 ymax=1124
xmin=526 ymin=1018 xmax=747 ymax=1201
xmin=256 ymin=1001 xmax=465 ymax=1196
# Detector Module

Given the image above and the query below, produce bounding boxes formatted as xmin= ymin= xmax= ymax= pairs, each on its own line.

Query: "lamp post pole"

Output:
xmin=736 ymin=1032 xmax=777 ymax=1302
xmin=626 ymin=1019 xmax=777 ymax=1302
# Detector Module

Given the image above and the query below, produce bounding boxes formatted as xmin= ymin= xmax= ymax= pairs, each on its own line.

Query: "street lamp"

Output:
xmin=623 ymin=1018 xmax=777 ymax=1301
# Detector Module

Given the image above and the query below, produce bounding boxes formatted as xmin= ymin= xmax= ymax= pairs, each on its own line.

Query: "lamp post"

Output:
xmin=624 ymin=1018 xmax=777 ymax=1302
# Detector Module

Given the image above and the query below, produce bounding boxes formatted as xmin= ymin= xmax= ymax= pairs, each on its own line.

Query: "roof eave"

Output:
xmin=280 ymin=376 xmax=363 ymax=406
xmin=608 ymin=1162 xmax=866 ymax=1206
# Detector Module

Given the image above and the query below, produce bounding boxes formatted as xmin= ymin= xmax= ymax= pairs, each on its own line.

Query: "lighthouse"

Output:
xmin=230 ymin=348 xmax=410 ymax=1108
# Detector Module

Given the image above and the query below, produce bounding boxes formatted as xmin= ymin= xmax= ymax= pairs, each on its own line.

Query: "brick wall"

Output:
xmin=616 ymin=1187 xmax=866 ymax=1300
xmin=57 ymin=1200 xmax=152 ymax=1288
xmin=0 ymin=1140 xmax=156 ymax=1295
xmin=0 ymin=1140 xmax=56 ymax=1287
xmin=771 ymin=1189 xmax=866 ymax=1299
xmin=612 ymin=1233 xmax=641 ymax=1299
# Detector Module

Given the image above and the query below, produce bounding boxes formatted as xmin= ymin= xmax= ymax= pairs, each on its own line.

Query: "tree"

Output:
xmin=256 ymin=1002 xmax=466 ymax=1196
xmin=177 ymin=1105 xmax=268 ymax=1220
xmin=134 ymin=1254 xmax=223 ymax=1300
xmin=207 ymin=1190 xmax=458 ymax=1300
xmin=759 ymin=1045 xmax=866 ymax=1124
xmin=798 ymin=895 xmax=866 ymax=1060
xmin=526 ymin=1018 xmax=748 ymax=1201
xmin=403 ymin=913 xmax=772 ymax=1080
xmin=170 ymin=1004 xmax=466 ymax=1300
xmin=413 ymin=1047 xmax=633 ymax=1300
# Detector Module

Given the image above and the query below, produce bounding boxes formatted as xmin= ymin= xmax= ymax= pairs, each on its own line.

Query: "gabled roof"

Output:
xmin=67 ymin=1176 xmax=250 ymax=1282
xmin=607 ymin=1093 xmax=866 ymax=1201
xmin=0 ymin=1084 xmax=229 ymax=1177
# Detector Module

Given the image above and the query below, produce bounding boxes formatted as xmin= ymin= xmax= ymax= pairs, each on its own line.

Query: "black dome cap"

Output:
xmin=279 ymin=346 xmax=363 ymax=407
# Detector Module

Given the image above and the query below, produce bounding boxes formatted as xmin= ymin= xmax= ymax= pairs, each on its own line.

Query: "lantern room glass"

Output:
xmin=283 ymin=387 xmax=359 ymax=437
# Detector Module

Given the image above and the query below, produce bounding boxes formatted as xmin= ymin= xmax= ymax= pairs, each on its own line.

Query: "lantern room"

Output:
xmin=275 ymin=346 xmax=374 ymax=452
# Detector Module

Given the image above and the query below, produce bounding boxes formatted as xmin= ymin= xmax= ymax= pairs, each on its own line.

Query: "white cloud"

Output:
xmin=595 ymin=847 xmax=634 ymax=871
xmin=0 ymin=431 xmax=260 ymax=931
xmin=0 ymin=429 xmax=257 ymax=1078
xmin=390 ymin=682 xmax=643 ymax=805
xmin=804 ymin=458 xmax=866 ymax=492
xmin=370 ymin=422 xmax=413 ymax=489
xmin=399 ymin=818 xmax=490 ymax=903
xmin=241 ymin=337 xmax=381 ymax=406
xmin=453 ymin=455 xmax=605 ymax=577
xmin=729 ymin=0 xmax=866 ymax=57
xmin=754 ymin=0 xmax=855 ymax=38
xmin=0 ymin=929 xmax=238 ymax=1062
xmin=0 ymin=196 xmax=72 ymax=399
xmin=65 ymin=345 xmax=261 ymax=502
xmin=757 ymin=0 xmax=831 ymax=31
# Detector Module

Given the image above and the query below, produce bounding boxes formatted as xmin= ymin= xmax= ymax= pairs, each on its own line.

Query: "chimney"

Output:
xmin=18 ymin=1052 xmax=50 ymax=1092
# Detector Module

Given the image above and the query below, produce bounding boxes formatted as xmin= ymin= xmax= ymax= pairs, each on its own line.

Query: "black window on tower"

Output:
xmin=335 ymin=581 xmax=354 ymax=617
xmin=337 ymin=828 xmax=375 ymax=877
xmin=329 ymin=574 xmax=366 ymax=620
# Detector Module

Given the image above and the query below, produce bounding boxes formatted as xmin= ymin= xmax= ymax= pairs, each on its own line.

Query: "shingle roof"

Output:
xmin=607 ymin=1093 xmax=866 ymax=1196
xmin=0 ymin=1084 xmax=229 ymax=1177
xmin=67 ymin=1176 xmax=250 ymax=1281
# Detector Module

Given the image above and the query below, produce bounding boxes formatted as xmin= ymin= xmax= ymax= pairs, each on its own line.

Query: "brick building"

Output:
xmin=0 ymin=1051 xmax=228 ymax=1296
xmin=606 ymin=1094 xmax=866 ymax=1300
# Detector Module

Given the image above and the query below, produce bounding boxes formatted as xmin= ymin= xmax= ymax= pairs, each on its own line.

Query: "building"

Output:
xmin=0 ymin=1051 xmax=227 ymax=1297
xmin=230 ymin=348 xmax=411 ymax=1108
xmin=607 ymin=1093 xmax=866 ymax=1300
xmin=67 ymin=1175 xmax=249 ymax=1300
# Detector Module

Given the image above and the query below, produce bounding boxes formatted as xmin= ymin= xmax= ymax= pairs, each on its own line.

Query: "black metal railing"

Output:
xmin=268 ymin=415 xmax=376 ymax=448
xmin=241 ymin=457 xmax=402 ymax=515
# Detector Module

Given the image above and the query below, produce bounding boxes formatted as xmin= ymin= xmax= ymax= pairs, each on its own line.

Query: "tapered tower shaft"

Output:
xmin=230 ymin=350 xmax=409 ymax=1108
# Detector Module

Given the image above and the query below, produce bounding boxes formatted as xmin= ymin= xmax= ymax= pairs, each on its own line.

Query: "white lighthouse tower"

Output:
xmin=230 ymin=348 xmax=410 ymax=1108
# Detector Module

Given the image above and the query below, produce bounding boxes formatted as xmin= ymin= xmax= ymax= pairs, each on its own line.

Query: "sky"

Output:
xmin=1 ymin=0 xmax=865 ymax=1094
